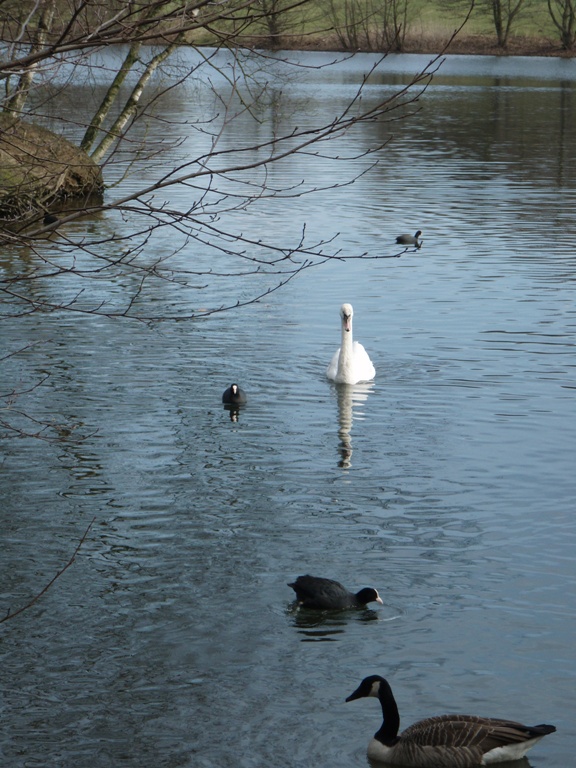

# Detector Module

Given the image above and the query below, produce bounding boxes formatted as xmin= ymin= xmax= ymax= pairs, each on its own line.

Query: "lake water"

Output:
xmin=1 ymin=51 xmax=575 ymax=768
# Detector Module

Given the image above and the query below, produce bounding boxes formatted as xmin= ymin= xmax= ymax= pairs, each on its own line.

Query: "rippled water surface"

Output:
xmin=2 ymin=52 xmax=575 ymax=767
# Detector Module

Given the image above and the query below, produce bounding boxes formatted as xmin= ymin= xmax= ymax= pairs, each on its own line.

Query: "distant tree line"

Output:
xmin=321 ymin=0 xmax=575 ymax=52
xmin=440 ymin=0 xmax=575 ymax=50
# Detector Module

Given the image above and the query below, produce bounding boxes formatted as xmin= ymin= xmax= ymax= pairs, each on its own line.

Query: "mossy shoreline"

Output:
xmin=0 ymin=115 xmax=103 ymax=223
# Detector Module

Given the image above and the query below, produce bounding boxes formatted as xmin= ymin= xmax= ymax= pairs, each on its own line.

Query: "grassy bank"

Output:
xmin=284 ymin=31 xmax=573 ymax=58
xmin=225 ymin=0 xmax=575 ymax=57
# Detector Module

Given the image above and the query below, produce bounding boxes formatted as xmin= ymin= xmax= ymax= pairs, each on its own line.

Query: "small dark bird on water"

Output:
xmin=288 ymin=575 xmax=383 ymax=609
xmin=222 ymin=383 xmax=247 ymax=405
xmin=396 ymin=230 xmax=422 ymax=248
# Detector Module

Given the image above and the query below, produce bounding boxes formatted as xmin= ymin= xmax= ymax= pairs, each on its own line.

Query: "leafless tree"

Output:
xmin=490 ymin=0 xmax=528 ymax=47
xmin=0 ymin=0 xmax=440 ymax=323
xmin=0 ymin=1 xmax=445 ymax=441
xmin=440 ymin=0 xmax=532 ymax=48
xmin=255 ymin=0 xmax=314 ymax=48
xmin=321 ymin=0 xmax=411 ymax=52
xmin=547 ymin=0 xmax=576 ymax=48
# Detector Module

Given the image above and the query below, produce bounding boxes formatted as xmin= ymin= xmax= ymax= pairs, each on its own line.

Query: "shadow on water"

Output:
xmin=223 ymin=402 xmax=245 ymax=422
xmin=287 ymin=603 xmax=381 ymax=641
xmin=287 ymin=600 xmax=402 ymax=643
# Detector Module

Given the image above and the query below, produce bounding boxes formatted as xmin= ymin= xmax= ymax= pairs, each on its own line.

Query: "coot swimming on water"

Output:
xmin=288 ymin=575 xmax=382 ymax=609
xmin=395 ymin=230 xmax=422 ymax=248
xmin=222 ymin=383 xmax=247 ymax=405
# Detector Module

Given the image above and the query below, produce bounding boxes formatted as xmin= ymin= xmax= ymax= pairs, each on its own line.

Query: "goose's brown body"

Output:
xmin=346 ymin=676 xmax=556 ymax=767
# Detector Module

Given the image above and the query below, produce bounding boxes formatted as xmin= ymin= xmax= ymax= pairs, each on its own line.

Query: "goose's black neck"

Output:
xmin=374 ymin=679 xmax=401 ymax=746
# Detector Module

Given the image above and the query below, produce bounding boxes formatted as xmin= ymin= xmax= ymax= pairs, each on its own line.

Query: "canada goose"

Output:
xmin=346 ymin=675 xmax=556 ymax=766
xmin=288 ymin=575 xmax=383 ymax=609
xmin=396 ymin=230 xmax=422 ymax=248
xmin=326 ymin=303 xmax=376 ymax=385
xmin=222 ymin=383 xmax=247 ymax=405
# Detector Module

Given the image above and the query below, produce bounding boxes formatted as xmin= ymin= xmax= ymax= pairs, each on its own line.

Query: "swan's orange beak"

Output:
xmin=343 ymin=314 xmax=351 ymax=332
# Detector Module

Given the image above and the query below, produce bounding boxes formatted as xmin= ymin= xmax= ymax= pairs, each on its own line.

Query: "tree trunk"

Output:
xmin=81 ymin=42 xmax=143 ymax=153
xmin=547 ymin=0 xmax=576 ymax=49
xmin=4 ymin=0 xmax=57 ymax=117
xmin=89 ymin=37 xmax=184 ymax=164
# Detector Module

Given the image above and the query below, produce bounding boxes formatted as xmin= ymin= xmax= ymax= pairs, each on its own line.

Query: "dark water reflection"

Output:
xmin=2 ymin=52 xmax=575 ymax=767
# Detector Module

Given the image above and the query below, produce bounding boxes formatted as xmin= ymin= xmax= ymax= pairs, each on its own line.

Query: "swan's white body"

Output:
xmin=327 ymin=303 xmax=375 ymax=385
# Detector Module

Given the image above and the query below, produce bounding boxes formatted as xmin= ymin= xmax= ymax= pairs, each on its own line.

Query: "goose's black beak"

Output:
xmin=345 ymin=686 xmax=363 ymax=703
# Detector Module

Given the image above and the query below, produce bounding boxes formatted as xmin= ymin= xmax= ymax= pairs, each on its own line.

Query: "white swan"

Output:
xmin=326 ymin=303 xmax=375 ymax=384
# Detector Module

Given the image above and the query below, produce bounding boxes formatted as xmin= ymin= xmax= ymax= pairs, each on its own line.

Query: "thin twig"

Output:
xmin=1 ymin=517 xmax=96 ymax=624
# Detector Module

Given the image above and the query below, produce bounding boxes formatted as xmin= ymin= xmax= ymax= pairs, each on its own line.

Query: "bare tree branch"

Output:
xmin=0 ymin=518 xmax=96 ymax=624
xmin=0 ymin=0 xmax=467 ymax=442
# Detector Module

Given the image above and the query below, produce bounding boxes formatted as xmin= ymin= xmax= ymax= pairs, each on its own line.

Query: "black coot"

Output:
xmin=395 ymin=230 xmax=422 ymax=247
xmin=222 ymin=383 xmax=247 ymax=405
xmin=288 ymin=575 xmax=383 ymax=609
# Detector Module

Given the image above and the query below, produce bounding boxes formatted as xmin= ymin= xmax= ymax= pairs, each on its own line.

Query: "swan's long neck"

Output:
xmin=338 ymin=313 xmax=354 ymax=375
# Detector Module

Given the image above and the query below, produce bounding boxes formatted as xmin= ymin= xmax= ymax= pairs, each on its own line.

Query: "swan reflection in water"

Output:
xmin=333 ymin=381 xmax=375 ymax=468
